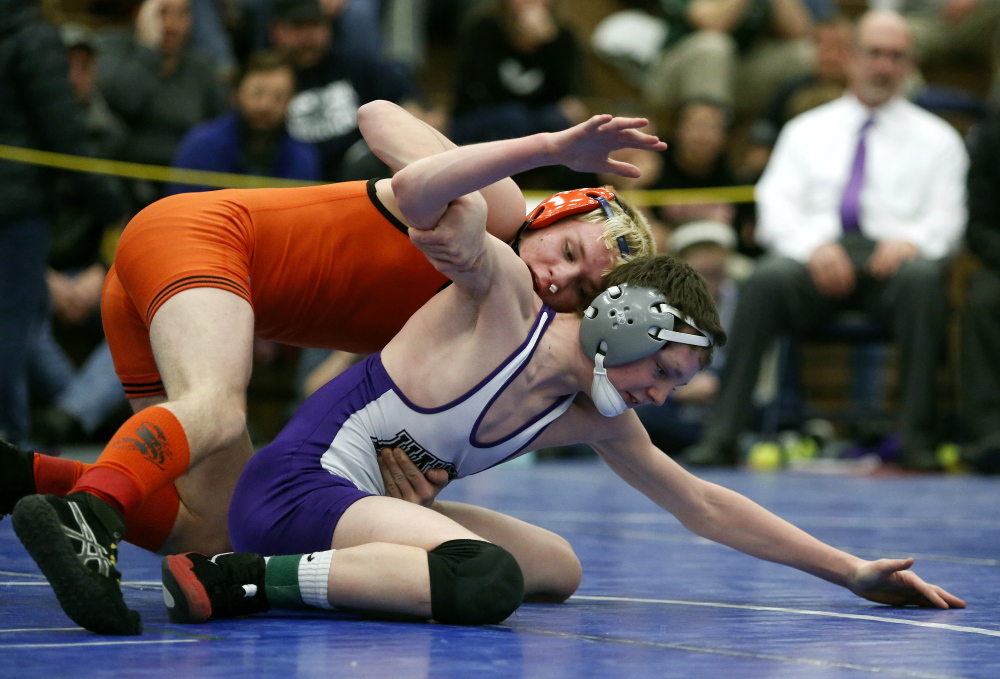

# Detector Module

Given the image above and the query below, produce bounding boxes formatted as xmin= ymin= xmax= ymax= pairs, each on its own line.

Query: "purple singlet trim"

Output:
xmin=374 ymin=305 xmax=555 ymax=414
xmin=467 ymin=316 xmax=572 ymax=449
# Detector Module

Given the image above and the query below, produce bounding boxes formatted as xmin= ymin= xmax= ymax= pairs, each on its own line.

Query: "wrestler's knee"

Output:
xmin=427 ymin=539 xmax=524 ymax=625
xmin=539 ymin=535 xmax=582 ymax=602
xmin=170 ymin=391 xmax=247 ymax=450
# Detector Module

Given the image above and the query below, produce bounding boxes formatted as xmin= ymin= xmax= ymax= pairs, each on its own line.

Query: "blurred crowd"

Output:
xmin=2 ymin=0 xmax=999 ymax=473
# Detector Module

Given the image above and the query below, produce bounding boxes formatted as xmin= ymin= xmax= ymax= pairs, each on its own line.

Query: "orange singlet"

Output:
xmin=102 ymin=179 xmax=448 ymax=398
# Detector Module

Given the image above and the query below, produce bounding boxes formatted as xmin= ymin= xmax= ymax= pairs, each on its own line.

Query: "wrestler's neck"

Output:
xmin=528 ymin=313 xmax=593 ymax=398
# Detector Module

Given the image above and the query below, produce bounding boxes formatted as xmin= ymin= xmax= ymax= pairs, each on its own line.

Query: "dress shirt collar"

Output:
xmin=840 ymin=91 xmax=907 ymax=127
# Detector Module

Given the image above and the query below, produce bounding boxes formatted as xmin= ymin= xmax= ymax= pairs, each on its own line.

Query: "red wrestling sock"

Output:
xmin=123 ymin=484 xmax=180 ymax=553
xmin=72 ymin=406 xmax=191 ymax=516
xmin=34 ymin=451 xmax=181 ymax=552
xmin=34 ymin=453 xmax=90 ymax=496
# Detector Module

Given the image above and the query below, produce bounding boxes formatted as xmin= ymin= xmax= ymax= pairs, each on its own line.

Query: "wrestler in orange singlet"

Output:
xmin=9 ymin=100 xmax=665 ymax=635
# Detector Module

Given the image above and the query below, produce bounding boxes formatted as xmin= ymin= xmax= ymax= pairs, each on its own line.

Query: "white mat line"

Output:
xmin=0 ymin=639 xmax=196 ymax=649
xmin=572 ymin=595 xmax=1000 ymax=637
xmin=0 ymin=580 xmax=162 ymax=588
xmin=513 ymin=626 xmax=970 ymax=679
xmin=0 ymin=570 xmax=46 ymax=579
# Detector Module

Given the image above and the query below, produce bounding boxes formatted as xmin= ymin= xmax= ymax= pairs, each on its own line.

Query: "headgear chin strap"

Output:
xmin=580 ymin=283 xmax=714 ymax=417
xmin=591 ymin=352 xmax=629 ymax=417
xmin=513 ymin=188 xmax=630 ymax=258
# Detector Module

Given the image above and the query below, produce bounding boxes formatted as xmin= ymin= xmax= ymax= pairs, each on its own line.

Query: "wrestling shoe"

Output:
xmin=162 ymin=552 xmax=269 ymax=624
xmin=0 ymin=439 xmax=34 ymax=519
xmin=11 ymin=492 xmax=142 ymax=635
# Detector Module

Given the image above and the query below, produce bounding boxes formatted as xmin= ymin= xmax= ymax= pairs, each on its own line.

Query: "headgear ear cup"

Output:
xmin=580 ymin=282 xmax=713 ymax=417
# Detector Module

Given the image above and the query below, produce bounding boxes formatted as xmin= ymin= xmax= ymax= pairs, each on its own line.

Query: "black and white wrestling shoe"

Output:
xmin=12 ymin=492 xmax=142 ymax=635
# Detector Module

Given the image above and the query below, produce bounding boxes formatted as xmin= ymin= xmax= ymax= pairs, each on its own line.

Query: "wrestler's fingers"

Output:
xmin=604 ymin=159 xmax=642 ymax=179
xmin=381 ymin=447 xmax=413 ymax=489
xmin=387 ymin=454 xmax=411 ymax=487
xmin=425 ymin=468 xmax=451 ymax=489
xmin=394 ymin=448 xmax=429 ymax=485
xmin=581 ymin=113 xmax=614 ymax=130
xmin=922 ymin=585 xmax=950 ymax=609
xmin=935 ymin=586 xmax=967 ymax=609
xmin=378 ymin=451 xmax=402 ymax=498
xmin=596 ymin=116 xmax=649 ymax=132
xmin=619 ymin=128 xmax=667 ymax=150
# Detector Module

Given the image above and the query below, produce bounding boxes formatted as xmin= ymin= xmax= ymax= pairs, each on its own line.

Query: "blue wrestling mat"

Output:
xmin=2 ymin=459 xmax=998 ymax=678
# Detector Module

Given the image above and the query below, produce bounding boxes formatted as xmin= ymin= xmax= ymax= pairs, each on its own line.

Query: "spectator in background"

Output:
xmin=98 ymin=0 xmax=229 ymax=210
xmin=746 ymin=15 xmax=851 ymax=174
xmin=653 ymin=99 xmax=738 ymax=232
xmin=232 ymin=0 xmax=383 ymax=67
xmin=167 ymin=49 xmax=321 ymax=194
xmin=269 ymin=0 xmax=438 ymax=181
xmin=594 ymin=0 xmax=815 ymax=118
xmin=685 ymin=10 xmax=967 ymax=469
xmin=899 ymin=0 xmax=1000 ymax=104
xmin=29 ymin=23 xmax=131 ymax=449
xmin=636 ymin=221 xmax=749 ymax=454
xmin=961 ymin=112 xmax=1000 ymax=474
xmin=593 ymin=101 xmax=740 ymax=255
xmin=449 ymin=0 xmax=588 ymax=146
xmin=188 ymin=0 xmax=241 ymax=81
xmin=0 ymin=0 xmax=124 ymax=447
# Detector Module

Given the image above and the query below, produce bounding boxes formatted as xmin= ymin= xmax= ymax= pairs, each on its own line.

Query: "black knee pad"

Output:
xmin=427 ymin=539 xmax=524 ymax=625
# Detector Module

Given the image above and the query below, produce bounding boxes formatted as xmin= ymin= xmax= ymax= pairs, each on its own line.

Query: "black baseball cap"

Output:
xmin=271 ymin=0 xmax=323 ymax=23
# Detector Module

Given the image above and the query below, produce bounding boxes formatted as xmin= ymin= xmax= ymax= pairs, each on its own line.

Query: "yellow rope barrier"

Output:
xmin=0 ymin=144 xmax=756 ymax=205
xmin=0 ymin=144 xmax=319 ymax=189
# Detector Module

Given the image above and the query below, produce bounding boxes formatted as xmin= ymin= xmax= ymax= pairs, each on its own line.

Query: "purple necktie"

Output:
xmin=839 ymin=117 xmax=875 ymax=235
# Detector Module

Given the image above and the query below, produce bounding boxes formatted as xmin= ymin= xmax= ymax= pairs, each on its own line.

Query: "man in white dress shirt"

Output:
xmin=685 ymin=10 xmax=968 ymax=469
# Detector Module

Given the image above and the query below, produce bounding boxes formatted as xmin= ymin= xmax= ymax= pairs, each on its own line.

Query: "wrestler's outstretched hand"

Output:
xmin=848 ymin=558 xmax=966 ymax=609
xmin=378 ymin=447 xmax=451 ymax=508
xmin=548 ymin=114 xmax=667 ymax=179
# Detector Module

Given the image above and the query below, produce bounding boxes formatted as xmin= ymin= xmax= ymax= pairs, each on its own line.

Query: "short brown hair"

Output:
xmin=604 ymin=254 xmax=727 ymax=366
xmin=239 ymin=50 xmax=295 ymax=84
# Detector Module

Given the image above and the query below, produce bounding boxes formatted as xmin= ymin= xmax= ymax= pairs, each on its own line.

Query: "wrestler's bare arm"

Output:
xmin=358 ymin=100 xmax=526 ymax=243
xmin=390 ymin=114 xmax=665 ymax=232
xmin=579 ymin=412 xmax=965 ymax=609
xmin=358 ymin=99 xmax=454 ymax=172
xmin=382 ymin=189 xmax=538 ymax=404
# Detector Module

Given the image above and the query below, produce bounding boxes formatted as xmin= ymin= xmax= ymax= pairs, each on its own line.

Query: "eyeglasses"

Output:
xmin=856 ymin=46 xmax=912 ymax=63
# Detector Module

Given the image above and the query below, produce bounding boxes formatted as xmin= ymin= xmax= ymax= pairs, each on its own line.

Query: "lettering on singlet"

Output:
xmin=371 ymin=430 xmax=458 ymax=480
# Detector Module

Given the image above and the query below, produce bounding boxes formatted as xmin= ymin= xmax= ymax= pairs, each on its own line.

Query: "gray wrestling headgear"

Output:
xmin=579 ymin=283 xmax=713 ymax=417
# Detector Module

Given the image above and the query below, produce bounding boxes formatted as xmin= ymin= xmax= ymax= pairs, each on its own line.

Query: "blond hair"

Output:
xmin=575 ymin=189 xmax=655 ymax=271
